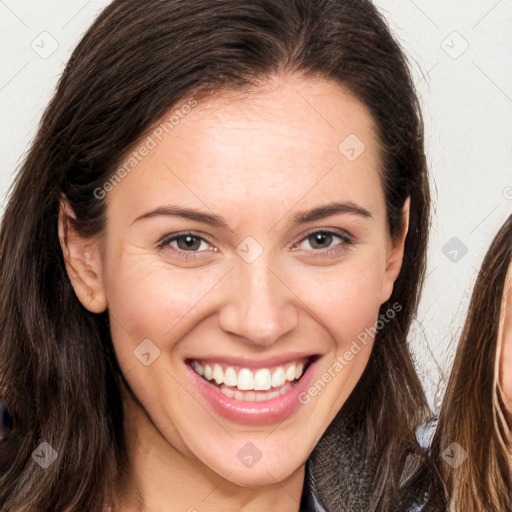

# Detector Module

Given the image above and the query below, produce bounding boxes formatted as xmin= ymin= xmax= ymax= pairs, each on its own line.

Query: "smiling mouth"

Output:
xmin=189 ymin=357 xmax=315 ymax=402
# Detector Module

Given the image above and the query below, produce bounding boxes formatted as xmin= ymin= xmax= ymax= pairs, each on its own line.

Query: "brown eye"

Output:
xmin=175 ymin=234 xmax=202 ymax=251
xmin=308 ymin=232 xmax=334 ymax=249
xmin=156 ymin=231 xmax=217 ymax=260
xmin=293 ymin=229 xmax=353 ymax=258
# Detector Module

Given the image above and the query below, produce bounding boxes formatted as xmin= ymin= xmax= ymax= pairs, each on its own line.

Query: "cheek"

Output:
xmin=103 ymin=253 xmax=226 ymax=361
xmin=285 ymin=250 xmax=387 ymax=347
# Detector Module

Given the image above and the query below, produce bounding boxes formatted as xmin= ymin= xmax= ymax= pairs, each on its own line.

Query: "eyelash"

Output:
xmin=156 ymin=229 xmax=354 ymax=260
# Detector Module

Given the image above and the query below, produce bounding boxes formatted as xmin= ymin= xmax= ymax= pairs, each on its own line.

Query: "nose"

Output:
xmin=218 ymin=257 xmax=298 ymax=348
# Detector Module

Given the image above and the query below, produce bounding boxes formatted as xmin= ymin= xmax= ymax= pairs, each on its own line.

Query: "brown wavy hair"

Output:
xmin=427 ymin=215 xmax=512 ymax=512
xmin=0 ymin=1 xmax=432 ymax=510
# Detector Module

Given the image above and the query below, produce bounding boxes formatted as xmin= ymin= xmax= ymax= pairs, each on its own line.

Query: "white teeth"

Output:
xmin=244 ymin=391 xmax=255 ymax=401
xmin=280 ymin=383 xmax=290 ymax=395
xmin=191 ymin=361 xmax=204 ymax=376
xmin=237 ymin=368 xmax=254 ymax=390
xmin=219 ymin=384 xmax=291 ymax=402
xmin=220 ymin=386 xmax=235 ymax=399
xmin=212 ymin=364 xmax=224 ymax=385
xmin=271 ymin=367 xmax=286 ymax=388
xmin=254 ymin=368 xmax=272 ymax=390
xmin=191 ymin=359 xmax=309 ymax=394
xmin=224 ymin=367 xmax=238 ymax=387
xmin=285 ymin=364 xmax=296 ymax=382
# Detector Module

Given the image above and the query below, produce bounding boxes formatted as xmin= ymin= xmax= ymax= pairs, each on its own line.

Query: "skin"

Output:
xmin=498 ymin=264 xmax=512 ymax=422
xmin=59 ymin=74 xmax=409 ymax=512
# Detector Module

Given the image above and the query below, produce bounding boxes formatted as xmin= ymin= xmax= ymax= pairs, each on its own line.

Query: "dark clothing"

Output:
xmin=298 ymin=416 xmax=437 ymax=512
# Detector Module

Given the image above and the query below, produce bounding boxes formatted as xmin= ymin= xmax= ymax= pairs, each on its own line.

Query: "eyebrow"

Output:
xmin=291 ymin=201 xmax=372 ymax=224
xmin=130 ymin=201 xmax=372 ymax=229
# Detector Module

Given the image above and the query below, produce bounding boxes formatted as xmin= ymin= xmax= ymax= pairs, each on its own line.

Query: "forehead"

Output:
xmin=165 ymin=75 xmax=380 ymax=172
xmin=109 ymin=75 xmax=385 ymax=226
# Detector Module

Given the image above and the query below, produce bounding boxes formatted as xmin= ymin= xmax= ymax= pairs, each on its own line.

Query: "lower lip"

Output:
xmin=186 ymin=358 xmax=320 ymax=426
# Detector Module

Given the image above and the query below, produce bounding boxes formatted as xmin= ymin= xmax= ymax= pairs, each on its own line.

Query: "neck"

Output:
xmin=111 ymin=389 xmax=306 ymax=512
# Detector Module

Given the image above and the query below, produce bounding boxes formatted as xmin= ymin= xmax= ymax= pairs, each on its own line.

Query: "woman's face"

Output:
xmin=61 ymin=75 xmax=408 ymax=487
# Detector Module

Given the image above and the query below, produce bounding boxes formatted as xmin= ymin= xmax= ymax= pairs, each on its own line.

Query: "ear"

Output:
xmin=379 ymin=197 xmax=410 ymax=304
xmin=58 ymin=198 xmax=108 ymax=313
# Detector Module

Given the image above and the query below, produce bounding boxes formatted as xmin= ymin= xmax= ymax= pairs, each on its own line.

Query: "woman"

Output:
xmin=427 ymin=215 xmax=512 ymax=512
xmin=0 ymin=1 xmax=434 ymax=510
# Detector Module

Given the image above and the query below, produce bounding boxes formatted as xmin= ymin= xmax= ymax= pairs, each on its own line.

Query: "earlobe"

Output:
xmin=58 ymin=199 xmax=108 ymax=313
xmin=379 ymin=197 xmax=410 ymax=304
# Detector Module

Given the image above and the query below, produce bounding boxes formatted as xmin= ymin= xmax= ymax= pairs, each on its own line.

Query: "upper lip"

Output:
xmin=186 ymin=352 xmax=319 ymax=369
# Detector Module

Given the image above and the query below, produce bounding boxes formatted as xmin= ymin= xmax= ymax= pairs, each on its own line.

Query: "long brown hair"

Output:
xmin=0 ymin=1 xmax=432 ymax=510
xmin=427 ymin=215 xmax=512 ymax=512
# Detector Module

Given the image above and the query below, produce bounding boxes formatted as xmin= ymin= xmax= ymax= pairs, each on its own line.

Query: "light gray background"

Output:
xmin=1 ymin=0 xmax=511 ymax=408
